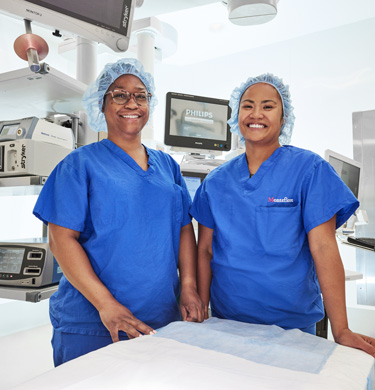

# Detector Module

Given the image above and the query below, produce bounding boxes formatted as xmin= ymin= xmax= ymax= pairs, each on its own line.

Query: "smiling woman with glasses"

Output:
xmin=33 ymin=58 xmax=204 ymax=367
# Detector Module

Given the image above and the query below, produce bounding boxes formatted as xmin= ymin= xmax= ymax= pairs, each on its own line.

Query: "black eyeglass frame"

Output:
xmin=104 ymin=89 xmax=152 ymax=106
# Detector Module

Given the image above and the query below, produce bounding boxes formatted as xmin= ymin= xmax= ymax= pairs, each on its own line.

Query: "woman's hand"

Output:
xmin=334 ymin=328 xmax=375 ymax=357
xmin=49 ymin=224 xmax=156 ymax=343
xmin=179 ymin=286 xmax=205 ymax=323
xmin=98 ymin=300 xmax=156 ymax=342
xmin=308 ymin=217 xmax=375 ymax=358
xmin=178 ymin=222 xmax=205 ymax=323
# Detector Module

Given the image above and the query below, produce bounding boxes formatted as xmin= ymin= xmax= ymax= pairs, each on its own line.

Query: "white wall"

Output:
xmin=152 ymin=18 xmax=375 ymax=160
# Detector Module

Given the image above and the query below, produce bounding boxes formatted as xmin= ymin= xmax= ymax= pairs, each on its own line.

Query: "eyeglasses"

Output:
xmin=104 ymin=90 xmax=152 ymax=106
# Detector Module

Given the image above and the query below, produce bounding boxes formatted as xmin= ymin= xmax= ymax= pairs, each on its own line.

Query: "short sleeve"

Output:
xmin=190 ymin=181 xmax=215 ymax=229
xmin=179 ymin=180 xmax=193 ymax=227
xmin=33 ymin=160 xmax=89 ymax=232
xmin=166 ymin=153 xmax=192 ymax=227
xmin=302 ymin=160 xmax=359 ymax=233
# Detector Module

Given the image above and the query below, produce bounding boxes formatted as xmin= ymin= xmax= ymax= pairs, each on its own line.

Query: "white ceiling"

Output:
xmin=132 ymin=0 xmax=375 ymax=66
xmin=2 ymin=1 xmax=374 ymax=69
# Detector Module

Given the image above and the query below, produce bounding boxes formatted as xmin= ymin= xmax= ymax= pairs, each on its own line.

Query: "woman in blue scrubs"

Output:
xmin=33 ymin=58 xmax=204 ymax=366
xmin=190 ymin=74 xmax=375 ymax=356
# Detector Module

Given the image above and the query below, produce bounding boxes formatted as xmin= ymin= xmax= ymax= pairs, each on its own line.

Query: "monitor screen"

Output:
xmin=0 ymin=248 xmax=25 ymax=274
xmin=325 ymin=149 xmax=361 ymax=198
xmin=0 ymin=123 xmax=19 ymax=136
xmin=26 ymin=0 xmax=129 ymax=35
xmin=165 ymin=92 xmax=232 ymax=152
xmin=0 ymin=0 xmax=135 ymax=52
xmin=181 ymin=171 xmax=207 ymax=201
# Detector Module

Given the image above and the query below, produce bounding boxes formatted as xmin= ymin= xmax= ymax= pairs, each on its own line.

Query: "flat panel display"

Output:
xmin=329 ymin=156 xmax=360 ymax=198
xmin=26 ymin=0 xmax=130 ymax=35
xmin=0 ymin=0 xmax=135 ymax=52
xmin=181 ymin=171 xmax=207 ymax=201
xmin=183 ymin=176 xmax=201 ymax=201
xmin=325 ymin=149 xmax=361 ymax=199
xmin=0 ymin=248 xmax=25 ymax=274
xmin=0 ymin=123 xmax=19 ymax=136
xmin=165 ymin=92 xmax=231 ymax=152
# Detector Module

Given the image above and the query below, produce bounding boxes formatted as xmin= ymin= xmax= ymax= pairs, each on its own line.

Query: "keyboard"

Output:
xmin=347 ymin=236 xmax=375 ymax=250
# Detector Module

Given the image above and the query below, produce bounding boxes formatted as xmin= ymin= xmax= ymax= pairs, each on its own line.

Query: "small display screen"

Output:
xmin=169 ymin=98 xmax=228 ymax=141
xmin=183 ymin=176 xmax=202 ymax=201
xmin=0 ymin=248 xmax=25 ymax=274
xmin=329 ymin=156 xmax=360 ymax=198
xmin=0 ymin=123 xmax=19 ymax=136
xmin=26 ymin=0 xmax=132 ymax=34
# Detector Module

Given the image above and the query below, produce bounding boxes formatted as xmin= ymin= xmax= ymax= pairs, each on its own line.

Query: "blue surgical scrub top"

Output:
xmin=190 ymin=146 xmax=359 ymax=330
xmin=33 ymin=139 xmax=191 ymax=336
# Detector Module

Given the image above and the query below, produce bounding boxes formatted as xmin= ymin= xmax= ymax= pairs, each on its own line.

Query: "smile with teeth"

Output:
xmin=248 ymin=123 xmax=265 ymax=128
xmin=120 ymin=114 xmax=140 ymax=119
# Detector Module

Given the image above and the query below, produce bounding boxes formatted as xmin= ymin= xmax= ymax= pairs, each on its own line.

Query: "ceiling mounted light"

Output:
xmin=224 ymin=0 xmax=279 ymax=26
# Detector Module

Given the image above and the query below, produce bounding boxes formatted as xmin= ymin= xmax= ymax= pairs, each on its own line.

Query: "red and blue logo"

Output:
xmin=268 ymin=197 xmax=294 ymax=203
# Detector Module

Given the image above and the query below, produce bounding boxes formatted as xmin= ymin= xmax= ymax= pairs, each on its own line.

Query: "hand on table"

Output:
xmin=335 ymin=328 xmax=375 ymax=357
xmin=179 ymin=286 xmax=205 ymax=323
xmin=99 ymin=300 xmax=155 ymax=342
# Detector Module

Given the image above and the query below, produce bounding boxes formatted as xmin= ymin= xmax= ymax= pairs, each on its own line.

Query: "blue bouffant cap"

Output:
xmin=82 ymin=58 xmax=157 ymax=133
xmin=228 ymin=73 xmax=295 ymax=145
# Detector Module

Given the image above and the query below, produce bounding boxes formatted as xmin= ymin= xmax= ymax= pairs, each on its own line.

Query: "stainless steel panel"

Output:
xmin=353 ymin=110 xmax=375 ymax=306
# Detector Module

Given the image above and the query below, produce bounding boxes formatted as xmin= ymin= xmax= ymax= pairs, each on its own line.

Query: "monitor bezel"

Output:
xmin=324 ymin=149 xmax=362 ymax=198
xmin=181 ymin=170 xmax=208 ymax=202
xmin=164 ymin=92 xmax=232 ymax=152
xmin=0 ymin=0 xmax=135 ymax=52
xmin=324 ymin=149 xmax=362 ymax=170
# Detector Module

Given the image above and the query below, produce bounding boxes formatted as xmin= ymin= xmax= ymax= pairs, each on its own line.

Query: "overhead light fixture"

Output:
xmin=223 ymin=0 xmax=279 ymax=26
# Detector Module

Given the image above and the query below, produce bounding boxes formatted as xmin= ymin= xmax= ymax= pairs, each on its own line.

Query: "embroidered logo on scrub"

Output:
xmin=268 ymin=197 xmax=294 ymax=203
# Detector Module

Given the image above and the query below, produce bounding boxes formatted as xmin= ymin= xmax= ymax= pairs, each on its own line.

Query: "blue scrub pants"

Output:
xmin=300 ymin=324 xmax=316 ymax=335
xmin=52 ymin=329 xmax=128 ymax=367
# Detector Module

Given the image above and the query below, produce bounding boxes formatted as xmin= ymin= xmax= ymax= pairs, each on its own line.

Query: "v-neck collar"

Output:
xmin=239 ymin=146 xmax=284 ymax=190
xmin=101 ymin=139 xmax=155 ymax=177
